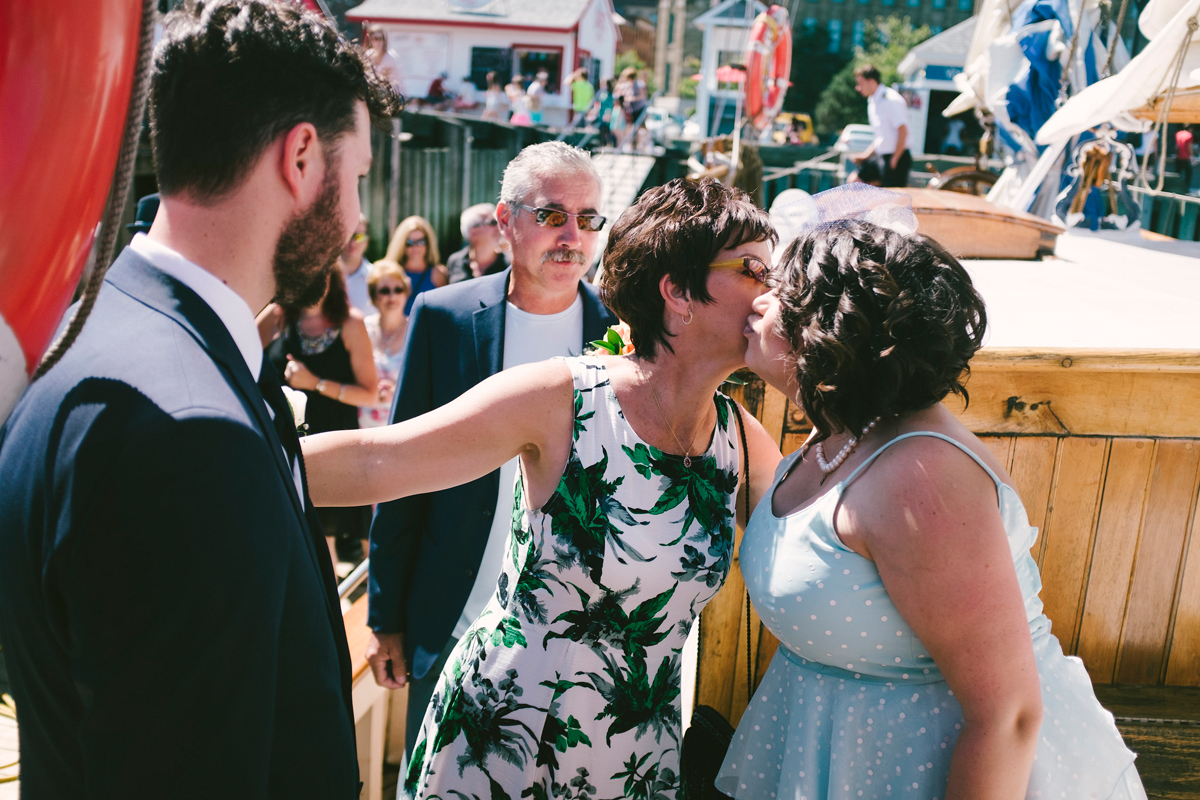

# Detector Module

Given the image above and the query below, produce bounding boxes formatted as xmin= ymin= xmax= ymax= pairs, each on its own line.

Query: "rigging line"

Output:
xmin=1058 ymin=0 xmax=1090 ymax=106
xmin=34 ymin=0 xmax=157 ymax=381
xmin=1151 ymin=16 xmax=1199 ymax=192
xmin=1101 ymin=0 xmax=1132 ymax=78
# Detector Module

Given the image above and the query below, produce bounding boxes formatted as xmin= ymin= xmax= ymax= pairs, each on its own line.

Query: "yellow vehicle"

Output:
xmin=770 ymin=112 xmax=816 ymax=145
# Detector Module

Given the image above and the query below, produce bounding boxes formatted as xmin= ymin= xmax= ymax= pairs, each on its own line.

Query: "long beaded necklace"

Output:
xmin=640 ymin=362 xmax=703 ymax=468
xmin=813 ymin=416 xmax=882 ymax=476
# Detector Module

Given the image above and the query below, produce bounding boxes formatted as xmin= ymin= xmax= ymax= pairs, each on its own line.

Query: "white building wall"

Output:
xmin=576 ymin=0 xmax=618 ymax=84
xmin=380 ymin=14 xmax=616 ymax=125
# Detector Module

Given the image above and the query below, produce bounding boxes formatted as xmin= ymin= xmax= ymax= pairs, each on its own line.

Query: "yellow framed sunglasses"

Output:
xmin=709 ymin=255 xmax=769 ymax=283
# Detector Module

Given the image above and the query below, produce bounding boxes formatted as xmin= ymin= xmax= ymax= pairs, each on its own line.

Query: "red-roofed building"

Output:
xmin=347 ymin=0 xmax=620 ymax=125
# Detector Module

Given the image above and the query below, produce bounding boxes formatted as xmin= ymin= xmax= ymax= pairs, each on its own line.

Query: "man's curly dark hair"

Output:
xmin=151 ymin=0 xmax=404 ymax=201
xmin=772 ymin=220 xmax=987 ymax=443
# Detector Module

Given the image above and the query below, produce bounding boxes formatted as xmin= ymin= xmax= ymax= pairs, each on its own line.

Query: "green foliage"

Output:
xmin=615 ymin=50 xmax=656 ymax=95
xmin=814 ymin=15 xmax=932 ymax=137
xmin=678 ymin=55 xmax=701 ymax=100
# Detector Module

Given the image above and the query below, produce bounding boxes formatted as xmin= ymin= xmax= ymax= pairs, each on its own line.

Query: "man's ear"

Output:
xmin=496 ymin=201 xmax=515 ymax=240
xmin=280 ymin=122 xmax=322 ymax=203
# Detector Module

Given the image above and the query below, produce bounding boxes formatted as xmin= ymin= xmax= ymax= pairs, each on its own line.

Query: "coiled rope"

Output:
xmin=33 ymin=0 xmax=157 ymax=381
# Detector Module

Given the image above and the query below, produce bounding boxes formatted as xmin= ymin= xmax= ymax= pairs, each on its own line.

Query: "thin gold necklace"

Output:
xmin=639 ymin=362 xmax=700 ymax=468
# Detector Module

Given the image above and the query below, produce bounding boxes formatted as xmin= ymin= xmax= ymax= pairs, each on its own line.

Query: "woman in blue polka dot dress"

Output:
xmin=720 ymin=215 xmax=1146 ymax=800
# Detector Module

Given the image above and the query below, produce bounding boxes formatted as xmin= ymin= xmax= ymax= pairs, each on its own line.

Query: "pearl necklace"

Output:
xmin=814 ymin=417 xmax=881 ymax=475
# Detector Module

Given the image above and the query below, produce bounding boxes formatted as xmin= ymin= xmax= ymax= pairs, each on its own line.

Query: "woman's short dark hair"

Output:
xmin=600 ymin=177 xmax=776 ymax=360
xmin=151 ymin=0 xmax=403 ymax=201
xmin=773 ymin=220 xmax=986 ymax=441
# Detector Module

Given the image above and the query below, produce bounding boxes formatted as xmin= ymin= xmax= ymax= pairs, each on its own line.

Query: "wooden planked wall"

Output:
xmin=699 ymin=350 xmax=1200 ymax=727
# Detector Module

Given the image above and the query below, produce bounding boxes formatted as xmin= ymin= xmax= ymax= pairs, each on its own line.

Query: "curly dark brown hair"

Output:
xmin=600 ymin=177 xmax=776 ymax=360
xmin=773 ymin=220 xmax=987 ymax=442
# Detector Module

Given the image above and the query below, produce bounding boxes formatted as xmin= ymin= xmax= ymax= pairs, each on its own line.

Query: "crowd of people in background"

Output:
xmin=242 ymin=197 xmax=526 ymax=576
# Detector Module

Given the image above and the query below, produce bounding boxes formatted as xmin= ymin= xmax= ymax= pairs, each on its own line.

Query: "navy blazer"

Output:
xmin=0 ymin=250 xmax=358 ymax=799
xmin=367 ymin=269 xmax=616 ymax=679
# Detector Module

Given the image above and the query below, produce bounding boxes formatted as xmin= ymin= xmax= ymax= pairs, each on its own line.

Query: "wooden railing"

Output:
xmin=701 ymin=349 xmax=1200 ymax=728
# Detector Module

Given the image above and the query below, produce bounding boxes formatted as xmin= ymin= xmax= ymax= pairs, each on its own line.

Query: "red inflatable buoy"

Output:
xmin=744 ymin=5 xmax=793 ymax=130
xmin=0 ymin=0 xmax=143 ymax=421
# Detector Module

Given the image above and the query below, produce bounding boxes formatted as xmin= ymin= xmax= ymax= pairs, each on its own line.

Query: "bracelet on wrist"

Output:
xmin=338 ymin=383 xmax=347 ymax=402
xmin=316 ymin=378 xmax=328 ymax=395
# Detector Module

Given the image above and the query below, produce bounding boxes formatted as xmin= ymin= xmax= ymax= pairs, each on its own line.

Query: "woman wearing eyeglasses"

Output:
xmin=363 ymin=23 xmax=402 ymax=93
xmin=379 ymin=216 xmax=448 ymax=314
xmin=359 ymin=262 xmax=411 ymax=429
xmin=301 ymin=177 xmax=784 ymax=800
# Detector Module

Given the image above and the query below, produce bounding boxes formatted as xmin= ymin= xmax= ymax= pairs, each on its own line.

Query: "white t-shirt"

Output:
xmin=343 ymin=258 xmax=372 ymax=316
xmin=867 ymin=84 xmax=910 ymax=156
xmin=451 ymin=294 xmax=585 ymax=639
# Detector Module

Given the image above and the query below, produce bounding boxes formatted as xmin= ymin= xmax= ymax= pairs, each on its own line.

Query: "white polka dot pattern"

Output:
xmin=716 ymin=439 xmax=1147 ymax=800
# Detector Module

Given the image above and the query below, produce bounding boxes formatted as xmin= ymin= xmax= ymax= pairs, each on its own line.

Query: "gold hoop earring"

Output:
xmin=682 ymin=309 xmax=693 ymax=325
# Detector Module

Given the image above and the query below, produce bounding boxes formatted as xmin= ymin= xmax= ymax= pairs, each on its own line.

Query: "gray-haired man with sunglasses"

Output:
xmin=366 ymin=142 xmax=617 ymax=792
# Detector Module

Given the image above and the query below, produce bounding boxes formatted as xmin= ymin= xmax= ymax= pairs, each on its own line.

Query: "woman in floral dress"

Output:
xmin=303 ymin=178 xmax=783 ymax=800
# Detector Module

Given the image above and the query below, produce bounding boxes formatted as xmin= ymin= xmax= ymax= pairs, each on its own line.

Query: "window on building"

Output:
xmin=957 ymin=0 xmax=972 ymax=8
xmin=804 ymin=16 xmax=818 ymax=31
xmin=930 ymin=24 xmax=943 ymax=33
xmin=882 ymin=0 xmax=895 ymax=7
xmin=932 ymin=0 xmax=946 ymax=8
xmin=513 ymin=47 xmax=562 ymax=93
xmin=828 ymin=19 xmax=842 ymax=52
xmin=852 ymin=19 xmax=865 ymax=47
xmin=469 ymin=47 xmax=512 ymax=90
xmin=907 ymin=0 xmax=919 ymax=7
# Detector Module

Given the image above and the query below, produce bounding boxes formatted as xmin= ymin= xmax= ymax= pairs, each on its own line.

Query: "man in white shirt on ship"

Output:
xmin=852 ymin=63 xmax=913 ymax=188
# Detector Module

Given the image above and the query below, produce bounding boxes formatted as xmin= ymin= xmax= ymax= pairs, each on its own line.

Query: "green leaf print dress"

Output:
xmin=405 ymin=356 xmax=742 ymax=800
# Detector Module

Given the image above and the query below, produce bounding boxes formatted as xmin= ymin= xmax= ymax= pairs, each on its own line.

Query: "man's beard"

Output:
xmin=273 ymin=166 xmax=347 ymax=309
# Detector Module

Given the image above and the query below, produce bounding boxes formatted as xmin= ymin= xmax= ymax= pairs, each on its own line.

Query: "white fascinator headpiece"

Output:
xmin=768 ymin=183 xmax=918 ymax=261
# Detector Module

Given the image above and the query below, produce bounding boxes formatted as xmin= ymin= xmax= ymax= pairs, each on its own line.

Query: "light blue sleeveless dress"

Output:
xmin=716 ymin=432 xmax=1146 ymax=800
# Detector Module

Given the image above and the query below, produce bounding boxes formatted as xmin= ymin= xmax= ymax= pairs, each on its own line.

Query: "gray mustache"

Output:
xmin=541 ymin=248 xmax=585 ymax=265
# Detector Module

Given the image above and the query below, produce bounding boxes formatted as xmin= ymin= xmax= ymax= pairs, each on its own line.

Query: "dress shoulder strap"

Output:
xmin=842 ymin=431 xmax=1004 ymax=491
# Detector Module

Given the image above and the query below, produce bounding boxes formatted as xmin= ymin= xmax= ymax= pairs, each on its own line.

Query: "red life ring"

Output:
xmin=0 ymin=0 xmax=141 ymax=422
xmin=744 ymin=5 xmax=793 ymax=130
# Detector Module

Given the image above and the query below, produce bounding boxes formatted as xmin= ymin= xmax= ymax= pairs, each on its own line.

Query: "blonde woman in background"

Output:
xmin=378 ymin=215 xmax=447 ymax=313
xmin=363 ymin=23 xmax=402 ymax=93
xmin=359 ymin=262 xmax=410 ymax=429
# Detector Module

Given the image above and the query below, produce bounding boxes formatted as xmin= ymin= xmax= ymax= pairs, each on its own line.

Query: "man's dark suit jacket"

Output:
xmin=0 ymin=250 xmax=358 ymax=798
xmin=367 ymin=268 xmax=616 ymax=679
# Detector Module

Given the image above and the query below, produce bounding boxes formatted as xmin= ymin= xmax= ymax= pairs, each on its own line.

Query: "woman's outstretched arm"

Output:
xmin=300 ymin=360 xmax=574 ymax=509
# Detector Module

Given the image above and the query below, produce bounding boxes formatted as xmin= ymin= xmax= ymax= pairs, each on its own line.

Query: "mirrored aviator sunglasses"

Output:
xmin=709 ymin=255 xmax=769 ymax=283
xmin=518 ymin=204 xmax=607 ymax=232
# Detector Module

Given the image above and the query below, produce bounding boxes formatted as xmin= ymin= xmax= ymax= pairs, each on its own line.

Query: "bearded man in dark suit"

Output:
xmin=0 ymin=2 xmax=401 ymax=797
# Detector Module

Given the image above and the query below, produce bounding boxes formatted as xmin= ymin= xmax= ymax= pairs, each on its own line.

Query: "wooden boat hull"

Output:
xmin=898 ymin=187 xmax=1065 ymax=260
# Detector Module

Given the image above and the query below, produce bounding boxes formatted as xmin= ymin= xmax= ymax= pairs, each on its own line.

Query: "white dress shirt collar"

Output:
xmin=130 ymin=233 xmax=264 ymax=381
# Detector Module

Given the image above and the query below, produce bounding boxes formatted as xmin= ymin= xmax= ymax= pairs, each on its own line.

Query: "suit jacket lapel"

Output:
xmin=104 ymin=253 xmax=321 ymax=573
xmin=473 ymin=268 xmax=510 ymax=377
xmin=106 ymin=250 xmax=355 ymax=719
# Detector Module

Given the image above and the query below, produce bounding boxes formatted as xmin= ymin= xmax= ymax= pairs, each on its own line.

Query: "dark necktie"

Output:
xmin=257 ymin=358 xmax=301 ymax=473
